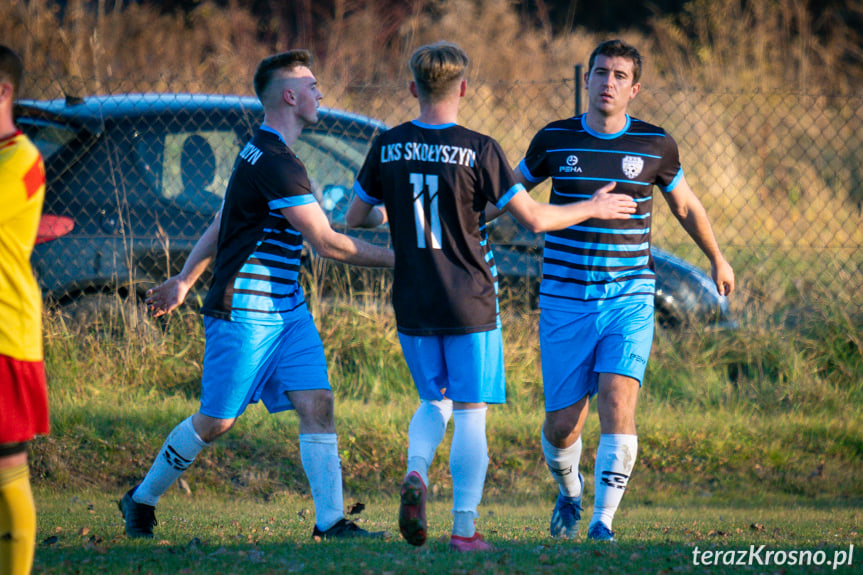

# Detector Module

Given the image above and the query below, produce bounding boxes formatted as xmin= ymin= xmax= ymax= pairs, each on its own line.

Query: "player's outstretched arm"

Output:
xmin=484 ymin=170 xmax=537 ymax=223
xmin=505 ymin=181 xmax=637 ymax=233
xmin=662 ymin=175 xmax=735 ymax=296
xmin=345 ymin=196 xmax=387 ymax=228
xmin=281 ymin=203 xmax=394 ymax=268
xmin=146 ymin=211 xmax=221 ymax=317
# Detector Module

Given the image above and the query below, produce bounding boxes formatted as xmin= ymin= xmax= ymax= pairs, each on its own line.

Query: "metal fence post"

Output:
xmin=574 ymin=64 xmax=583 ymax=116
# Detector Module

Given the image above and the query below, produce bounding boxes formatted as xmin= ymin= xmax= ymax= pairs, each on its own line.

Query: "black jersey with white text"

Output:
xmin=354 ymin=120 xmax=523 ymax=335
xmin=201 ymin=126 xmax=316 ymax=324
xmin=517 ymin=114 xmax=682 ymax=313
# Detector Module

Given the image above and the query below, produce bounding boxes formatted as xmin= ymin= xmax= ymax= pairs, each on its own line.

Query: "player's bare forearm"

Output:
xmin=345 ymin=197 xmax=387 ymax=228
xmin=676 ymin=205 xmax=735 ymax=296
xmin=353 ymin=206 xmax=387 ymax=228
xmin=286 ymin=203 xmax=393 ymax=268
xmin=318 ymin=232 xmax=394 ymax=268
xmin=663 ymin=176 xmax=734 ymax=295
xmin=146 ymin=211 xmax=220 ymax=316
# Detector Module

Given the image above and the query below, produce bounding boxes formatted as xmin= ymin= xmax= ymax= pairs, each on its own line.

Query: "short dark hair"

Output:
xmin=253 ymin=49 xmax=313 ymax=102
xmin=0 ymin=45 xmax=24 ymax=99
xmin=588 ymin=40 xmax=642 ymax=84
xmin=409 ymin=41 xmax=469 ymax=102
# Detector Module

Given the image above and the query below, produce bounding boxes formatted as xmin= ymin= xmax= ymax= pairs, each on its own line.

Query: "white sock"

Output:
xmin=299 ymin=433 xmax=344 ymax=532
xmin=450 ymin=407 xmax=488 ymax=537
xmin=591 ymin=434 xmax=638 ymax=531
xmin=541 ymin=430 xmax=583 ymax=499
xmin=406 ymin=399 xmax=453 ymax=486
xmin=452 ymin=511 xmax=476 ymax=538
xmin=134 ymin=416 xmax=208 ymax=506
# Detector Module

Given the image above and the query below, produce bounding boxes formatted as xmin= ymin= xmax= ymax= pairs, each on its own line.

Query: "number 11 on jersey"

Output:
xmin=410 ymin=172 xmax=442 ymax=249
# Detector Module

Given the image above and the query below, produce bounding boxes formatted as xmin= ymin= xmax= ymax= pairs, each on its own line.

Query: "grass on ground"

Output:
xmin=32 ymin=490 xmax=862 ymax=574
xmin=29 ymin=285 xmax=863 ymax=573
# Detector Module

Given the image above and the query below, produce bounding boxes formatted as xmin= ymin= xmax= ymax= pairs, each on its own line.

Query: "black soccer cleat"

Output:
xmin=398 ymin=471 xmax=428 ymax=546
xmin=312 ymin=518 xmax=388 ymax=540
xmin=119 ymin=487 xmax=157 ymax=538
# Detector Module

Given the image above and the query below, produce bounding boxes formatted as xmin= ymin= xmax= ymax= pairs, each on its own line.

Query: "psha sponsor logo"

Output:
xmin=559 ymin=154 xmax=583 ymax=173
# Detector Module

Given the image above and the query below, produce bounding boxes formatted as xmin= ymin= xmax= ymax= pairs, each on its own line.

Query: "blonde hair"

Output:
xmin=409 ymin=41 xmax=468 ymax=102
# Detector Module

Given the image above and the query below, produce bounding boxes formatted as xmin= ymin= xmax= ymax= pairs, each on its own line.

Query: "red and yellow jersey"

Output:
xmin=0 ymin=130 xmax=45 ymax=361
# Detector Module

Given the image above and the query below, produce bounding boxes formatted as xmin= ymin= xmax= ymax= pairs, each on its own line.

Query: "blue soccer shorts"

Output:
xmin=199 ymin=313 xmax=330 ymax=419
xmin=397 ymin=328 xmax=506 ymax=404
xmin=539 ymin=303 xmax=654 ymax=412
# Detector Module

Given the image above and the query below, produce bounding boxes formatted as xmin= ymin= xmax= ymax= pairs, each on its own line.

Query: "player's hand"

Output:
xmin=145 ymin=275 xmax=190 ymax=317
xmin=711 ymin=256 xmax=735 ymax=296
xmin=589 ymin=182 xmax=637 ymax=220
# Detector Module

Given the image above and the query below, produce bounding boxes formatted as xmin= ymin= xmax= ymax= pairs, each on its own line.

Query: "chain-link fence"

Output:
xmin=19 ymin=74 xmax=863 ymax=325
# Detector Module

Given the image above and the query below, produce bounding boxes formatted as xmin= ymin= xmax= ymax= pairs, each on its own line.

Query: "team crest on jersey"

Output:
xmin=559 ymin=154 xmax=582 ymax=173
xmin=621 ymin=155 xmax=644 ymax=179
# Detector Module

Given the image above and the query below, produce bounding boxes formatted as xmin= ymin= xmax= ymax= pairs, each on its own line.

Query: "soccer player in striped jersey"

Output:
xmin=120 ymin=50 xmax=394 ymax=541
xmin=347 ymin=41 xmax=637 ymax=551
xmin=514 ymin=39 xmax=735 ymax=542
xmin=0 ymin=45 xmax=48 ymax=575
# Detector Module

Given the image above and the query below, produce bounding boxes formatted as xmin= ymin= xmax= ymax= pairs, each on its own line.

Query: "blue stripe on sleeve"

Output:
xmin=661 ymin=168 xmax=684 ymax=193
xmin=353 ymin=182 xmax=383 ymax=206
xmin=269 ymin=194 xmax=317 ymax=210
xmin=496 ymin=183 xmax=525 ymax=210
xmin=517 ymin=159 xmax=543 ymax=183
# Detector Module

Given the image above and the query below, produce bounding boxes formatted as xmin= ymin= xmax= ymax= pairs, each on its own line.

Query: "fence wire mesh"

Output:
xmin=19 ymin=74 xmax=863 ymax=324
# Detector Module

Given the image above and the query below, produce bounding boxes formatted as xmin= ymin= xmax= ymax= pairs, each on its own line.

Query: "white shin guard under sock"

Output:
xmin=299 ymin=433 xmax=344 ymax=532
xmin=541 ymin=430 xmax=583 ymax=499
xmin=591 ymin=434 xmax=638 ymax=531
xmin=134 ymin=416 xmax=208 ymax=506
xmin=450 ymin=407 xmax=489 ymax=537
xmin=406 ymin=399 xmax=453 ymax=486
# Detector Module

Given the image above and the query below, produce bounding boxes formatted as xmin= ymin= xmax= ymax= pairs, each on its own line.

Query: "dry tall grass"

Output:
xmin=3 ymin=0 xmax=860 ymax=96
xmin=648 ymin=0 xmax=863 ymax=92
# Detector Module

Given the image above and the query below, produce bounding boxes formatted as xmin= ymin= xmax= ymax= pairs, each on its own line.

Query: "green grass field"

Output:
xmin=29 ymin=286 xmax=863 ymax=574
xmin=32 ymin=490 xmax=861 ymax=574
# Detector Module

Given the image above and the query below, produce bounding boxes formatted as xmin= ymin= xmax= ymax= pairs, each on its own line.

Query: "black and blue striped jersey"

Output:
xmin=354 ymin=120 xmax=523 ymax=335
xmin=517 ymin=114 xmax=682 ymax=313
xmin=202 ymin=126 xmax=315 ymax=324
